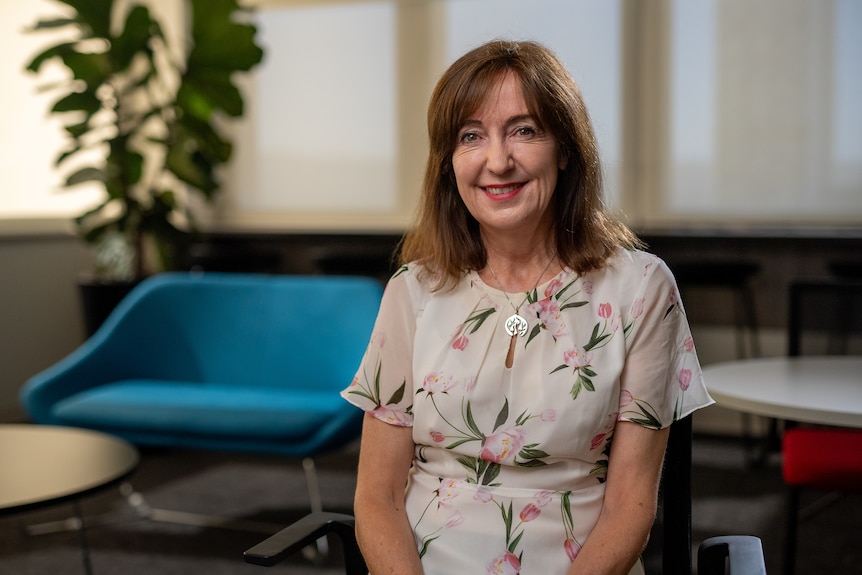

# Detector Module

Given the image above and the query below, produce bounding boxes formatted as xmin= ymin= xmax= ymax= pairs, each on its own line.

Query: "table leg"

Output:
xmin=73 ymin=500 xmax=93 ymax=575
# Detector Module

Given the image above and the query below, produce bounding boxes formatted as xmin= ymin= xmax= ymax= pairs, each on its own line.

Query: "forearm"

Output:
xmin=355 ymin=496 xmax=424 ymax=575
xmin=566 ymin=422 xmax=667 ymax=575
xmin=354 ymin=414 xmax=423 ymax=575
xmin=565 ymin=501 xmax=654 ymax=575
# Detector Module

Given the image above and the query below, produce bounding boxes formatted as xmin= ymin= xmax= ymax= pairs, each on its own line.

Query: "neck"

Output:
xmin=484 ymin=246 xmax=559 ymax=293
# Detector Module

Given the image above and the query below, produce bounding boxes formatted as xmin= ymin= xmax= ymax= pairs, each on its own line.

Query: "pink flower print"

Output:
xmin=464 ymin=376 xmax=478 ymax=392
xmin=423 ymin=372 xmax=455 ymax=394
xmin=445 ymin=511 xmax=465 ymax=529
xmin=544 ymin=277 xmax=564 ymax=298
xmin=598 ymin=302 xmax=612 ymax=319
xmin=563 ymin=346 xmax=593 ymax=369
xmin=437 ymin=479 xmax=460 ymax=507
xmin=669 ymin=288 xmax=679 ymax=305
xmin=540 ymin=409 xmax=556 ymax=422
xmin=684 ymin=337 xmax=695 ymax=352
xmin=519 ymin=503 xmax=541 ymax=522
xmin=430 ymin=431 xmax=445 ymax=443
xmin=480 ymin=426 xmax=526 ymax=464
xmin=370 ymin=330 xmax=385 ymax=349
xmin=486 ymin=550 xmax=521 ymax=575
xmin=590 ymin=433 xmax=607 ymax=451
xmin=564 ymin=538 xmax=581 ymax=561
xmin=619 ymin=390 xmax=633 ymax=409
xmin=679 ymin=368 xmax=692 ymax=391
xmin=583 ymin=280 xmax=594 ymax=295
xmin=643 ymin=262 xmax=654 ymax=277
xmin=610 ymin=312 xmax=622 ymax=333
xmin=630 ymin=297 xmax=645 ymax=319
xmin=370 ymin=406 xmax=410 ymax=426
xmin=474 ymin=487 xmax=494 ymax=503
xmin=533 ymin=490 xmax=553 ymax=508
xmin=527 ymin=298 xmax=568 ymax=338
xmin=452 ymin=335 xmax=469 ymax=351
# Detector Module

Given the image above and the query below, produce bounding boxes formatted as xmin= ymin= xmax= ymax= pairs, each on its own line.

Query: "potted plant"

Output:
xmin=25 ymin=0 xmax=264 ymax=332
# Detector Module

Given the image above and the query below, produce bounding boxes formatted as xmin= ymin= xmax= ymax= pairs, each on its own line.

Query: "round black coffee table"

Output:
xmin=0 ymin=424 xmax=139 ymax=573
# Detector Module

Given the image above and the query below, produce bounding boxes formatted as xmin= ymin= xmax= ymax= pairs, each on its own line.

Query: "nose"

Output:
xmin=486 ymin=136 xmax=514 ymax=174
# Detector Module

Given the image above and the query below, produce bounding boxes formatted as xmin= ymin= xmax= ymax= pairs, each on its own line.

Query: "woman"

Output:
xmin=341 ymin=39 xmax=712 ymax=575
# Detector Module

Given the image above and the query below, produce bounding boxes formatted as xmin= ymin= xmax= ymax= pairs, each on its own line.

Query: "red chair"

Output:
xmin=781 ymin=280 xmax=862 ymax=575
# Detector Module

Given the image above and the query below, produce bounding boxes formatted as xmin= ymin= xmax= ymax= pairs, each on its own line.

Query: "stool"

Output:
xmin=672 ymin=261 xmax=761 ymax=359
xmin=672 ymin=261 xmax=766 ymax=465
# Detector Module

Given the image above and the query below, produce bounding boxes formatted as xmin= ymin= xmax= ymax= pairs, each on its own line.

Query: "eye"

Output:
xmin=515 ymin=125 xmax=537 ymax=137
xmin=458 ymin=131 xmax=479 ymax=144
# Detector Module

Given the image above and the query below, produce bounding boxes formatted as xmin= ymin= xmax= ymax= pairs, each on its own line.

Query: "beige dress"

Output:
xmin=342 ymin=248 xmax=713 ymax=575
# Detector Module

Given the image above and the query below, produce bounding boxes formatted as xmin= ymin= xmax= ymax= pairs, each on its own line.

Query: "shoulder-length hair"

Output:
xmin=398 ymin=39 xmax=641 ymax=289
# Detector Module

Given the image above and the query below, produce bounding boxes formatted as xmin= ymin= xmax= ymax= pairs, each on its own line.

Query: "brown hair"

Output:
xmin=398 ymin=39 xmax=641 ymax=288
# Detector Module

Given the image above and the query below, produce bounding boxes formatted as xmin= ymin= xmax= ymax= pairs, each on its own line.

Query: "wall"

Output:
xmin=0 ymin=233 xmax=91 ymax=421
xmin=2 ymin=229 xmax=859 ymax=435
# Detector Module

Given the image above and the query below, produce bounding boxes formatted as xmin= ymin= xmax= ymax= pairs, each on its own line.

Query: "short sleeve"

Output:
xmin=617 ymin=257 xmax=714 ymax=429
xmin=340 ymin=266 xmax=422 ymax=427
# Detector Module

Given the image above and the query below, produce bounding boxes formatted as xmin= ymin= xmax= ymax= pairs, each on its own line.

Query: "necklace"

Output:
xmin=487 ymin=251 xmax=557 ymax=338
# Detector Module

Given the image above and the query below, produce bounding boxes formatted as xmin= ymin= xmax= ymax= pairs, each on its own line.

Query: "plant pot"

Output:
xmin=78 ymin=279 xmax=140 ymax=337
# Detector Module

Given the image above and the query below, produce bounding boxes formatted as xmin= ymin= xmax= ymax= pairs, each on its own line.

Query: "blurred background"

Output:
xmin=1 ymin=0 xmax=860 ymax=426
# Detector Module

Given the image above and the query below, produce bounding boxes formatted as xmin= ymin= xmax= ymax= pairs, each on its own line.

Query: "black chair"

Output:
xmin=782 ymin=279 xmax=862 ymax=575
xmin=244 ymin=416 xmax=767 ymax=574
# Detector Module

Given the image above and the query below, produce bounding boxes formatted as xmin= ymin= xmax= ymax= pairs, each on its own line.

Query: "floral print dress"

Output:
xmin=341 ymin=248 xmax=713 ymax=575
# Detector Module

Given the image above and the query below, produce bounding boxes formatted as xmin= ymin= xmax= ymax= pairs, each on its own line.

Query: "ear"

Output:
xmin=559 ymin=152 xmax=568 ymax=171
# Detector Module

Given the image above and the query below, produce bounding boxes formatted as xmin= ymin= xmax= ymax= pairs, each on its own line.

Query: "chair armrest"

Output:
xmin=697 ymin=535 xmax=767 ymax=575
xmin=243 ymin=512 xmax=366 ymax=574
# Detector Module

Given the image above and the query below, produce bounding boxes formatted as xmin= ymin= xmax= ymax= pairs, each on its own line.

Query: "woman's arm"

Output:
xmin=353 ymin=412 xmax=424 ymax=575
xmin=567 ymin=421 xmax=670 ymax=575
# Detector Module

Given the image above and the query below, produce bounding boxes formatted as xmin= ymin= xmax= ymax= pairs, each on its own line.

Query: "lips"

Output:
xmin=483 ymin=183 xmax=525 ymax=196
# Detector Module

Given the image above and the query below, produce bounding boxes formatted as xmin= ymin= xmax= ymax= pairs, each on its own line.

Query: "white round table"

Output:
xmin=702 ymin=356 xmax=862 ymax=428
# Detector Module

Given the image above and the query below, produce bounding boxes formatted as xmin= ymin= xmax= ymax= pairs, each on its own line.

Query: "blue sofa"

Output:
xmin=20 ymin=272 xmax=383 ymax=458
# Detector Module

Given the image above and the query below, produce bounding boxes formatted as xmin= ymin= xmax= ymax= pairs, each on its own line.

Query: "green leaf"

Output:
xmin=560 ymin=301 xmax=588 ymax=311
xmin=550 ymin=363 xmax=568 ymax=374
xmin=525 ymin=323 xmax=542 ymax=346
xmin=493 ymin=398 xmax=509 ymax=432
xmin=465 ymin=401 xmax=482 ymax=438
xmin=25 ymin=41 xmax=80 ymax=73
xmin=386 ymin=381 xmax=406 ymax=405
xmin=65 ymin=166 xmax=105 ymax=187
xmin=519 ymin=447 xmax=549 ymax=459
xmin=112 ymin=5 xmax=155 ymax=71
xmin=508 ymin=530 xmax=524 ymax=553
xmin=51 ymin=90 xmax=100 ymax=115
xmin=58 ymin=0 xmax=115 ymax=38
xmin=481 ymin=462 xmax=501 ymax=485
xmin=418 ymin=535 xmax=439 ymax=558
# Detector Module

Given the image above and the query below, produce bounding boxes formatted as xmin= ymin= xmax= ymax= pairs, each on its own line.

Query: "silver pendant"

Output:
xmin=505 ymin=314 xmax=529 ymax=337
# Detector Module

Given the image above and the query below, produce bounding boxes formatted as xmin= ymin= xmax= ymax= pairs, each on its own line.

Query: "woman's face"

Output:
xmin=451 ymin=71 xmax=564 ymax=243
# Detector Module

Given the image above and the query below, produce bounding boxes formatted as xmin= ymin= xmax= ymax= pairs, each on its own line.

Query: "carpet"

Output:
xmin=1 ymin=435 xmax=860 ymax=574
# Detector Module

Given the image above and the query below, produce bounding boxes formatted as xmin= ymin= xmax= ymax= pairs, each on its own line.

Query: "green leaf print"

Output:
xmin=465 ymin=307 xmax=497 ymax=334
xmin=493 ymin=398 xmax=509 ymax=432
xmin=418 ymin=535 xmax=439 ymax=558
xmin=560 ymin=300 xmax=588 ymax=311
xmin=464 ymin=401 xmax=483 ymax=438
xmin=387 ymin=380 xmax=406 ymax=405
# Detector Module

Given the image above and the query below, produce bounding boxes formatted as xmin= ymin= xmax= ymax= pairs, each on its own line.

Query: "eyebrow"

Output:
xmin=459 ymin=114 xmax=537 ymax=130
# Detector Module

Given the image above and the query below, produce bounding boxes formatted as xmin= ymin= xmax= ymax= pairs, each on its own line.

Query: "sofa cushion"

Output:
xmin=52 ymin=381 xmax=345 ymax=441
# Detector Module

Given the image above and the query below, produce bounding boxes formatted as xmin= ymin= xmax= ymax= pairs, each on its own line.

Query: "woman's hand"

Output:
xmin=567 ymin=421 xmax=670 ymax=575
xmin=353 ymin=412 xmax=424 ymax=575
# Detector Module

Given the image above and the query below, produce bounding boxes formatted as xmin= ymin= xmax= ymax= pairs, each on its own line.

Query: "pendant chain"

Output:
xmin=486 ymin=251 xmax=557 ymax=337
